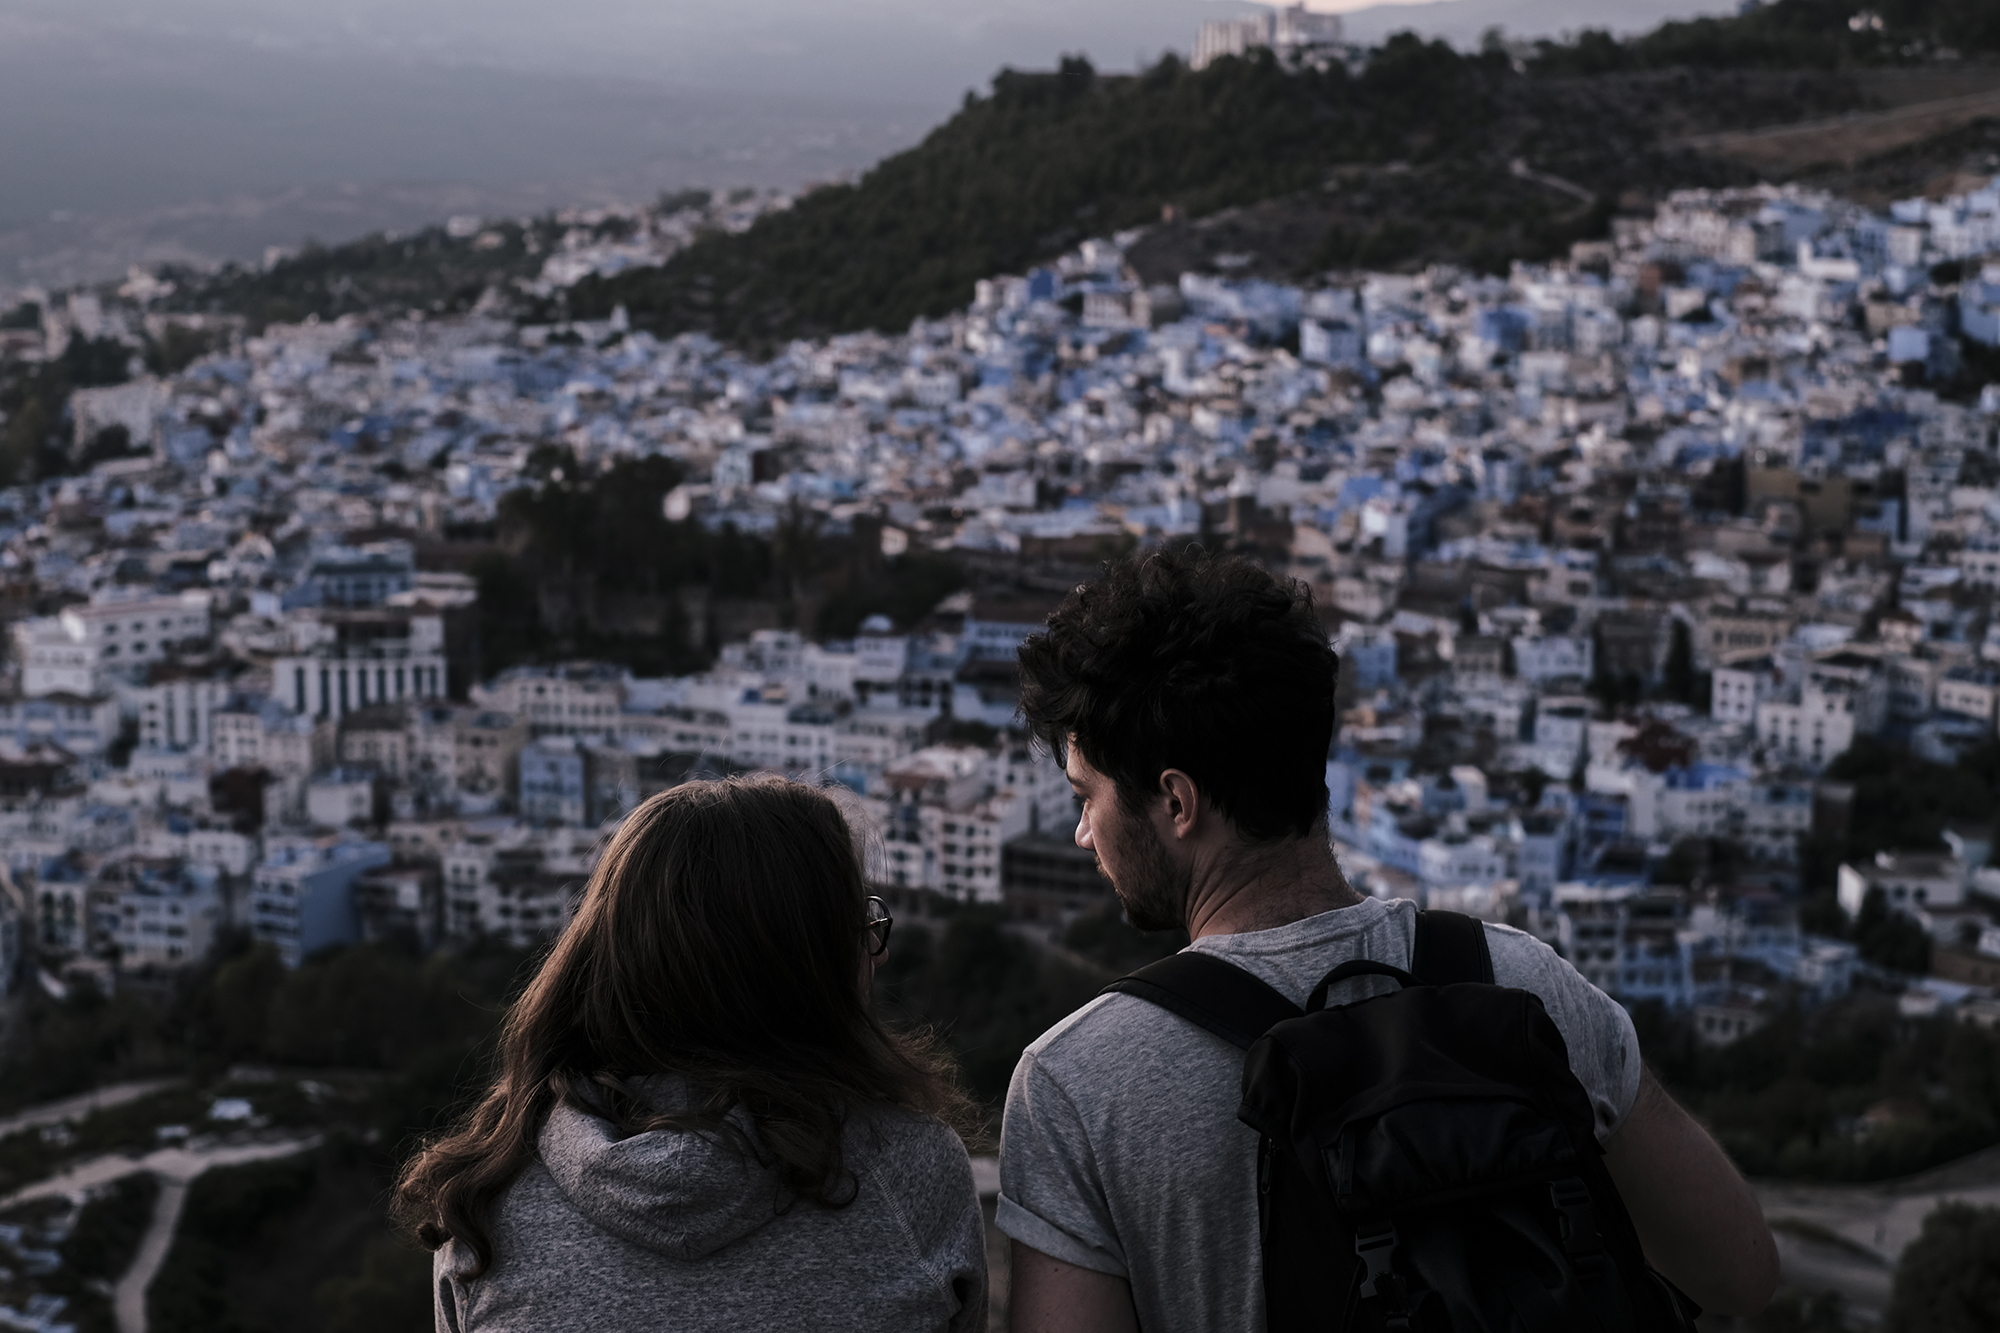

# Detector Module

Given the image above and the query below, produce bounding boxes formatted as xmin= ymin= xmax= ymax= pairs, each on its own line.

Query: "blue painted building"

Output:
xmin=250 ymin=839 xmax=393 ymax=967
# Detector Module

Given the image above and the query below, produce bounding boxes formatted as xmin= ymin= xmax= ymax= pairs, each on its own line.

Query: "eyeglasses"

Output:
xmin=864 ymin=895 xmax=894 ymax=958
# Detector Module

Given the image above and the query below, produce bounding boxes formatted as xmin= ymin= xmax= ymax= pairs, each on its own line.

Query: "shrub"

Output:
xmin=1884 ymin=1203 xmax=2000 ymax=1332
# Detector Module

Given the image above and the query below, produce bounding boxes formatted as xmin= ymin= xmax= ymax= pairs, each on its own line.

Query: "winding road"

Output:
xmin=2 ymin=1134 xmax=322 ymax=1333
xmin=0 ymin=1079 xmax=182 ymax=1141
xmin=1752 ymin=1145 xmax=2000 ymax=1322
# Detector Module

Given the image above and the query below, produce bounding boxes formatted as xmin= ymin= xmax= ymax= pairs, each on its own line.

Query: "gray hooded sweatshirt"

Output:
xmin=434 ymin=1089 xmax=987 ymax=1332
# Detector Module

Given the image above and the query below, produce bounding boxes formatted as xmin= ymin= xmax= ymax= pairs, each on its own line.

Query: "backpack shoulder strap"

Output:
xmin=1101 ymin=952 xmax=1304 ymax=1051
xmin=1412 ymin=909 xmax=1496 ymax=985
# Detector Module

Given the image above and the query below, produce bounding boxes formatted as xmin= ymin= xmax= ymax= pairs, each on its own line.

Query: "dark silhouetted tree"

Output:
xmin=1884 ymin=1203 xmax=2000 ymax=1333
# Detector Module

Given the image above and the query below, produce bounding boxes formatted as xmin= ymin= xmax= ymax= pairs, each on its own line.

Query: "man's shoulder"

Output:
xmin=1022 ymin=988 xmax=1236 ymax=1082
xmin=1019 ymin=912 xmax=1616 ymax=1078
xmin=1482 ymin=918 xmax=1586 ymax=990
xmin=1482 ymin=919 xmax=1636 ymax=1055
xmin=1026 ymin=990 xmax=1168 ymax=1057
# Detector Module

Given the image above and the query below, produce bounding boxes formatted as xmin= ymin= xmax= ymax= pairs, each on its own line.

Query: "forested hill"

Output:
xmin=1535 ymin=0 xmax=2000 ymax=75
xmin=556 ymin=0 xmax=2000 ymax=349
xmin=559 ymin=44 xmax=1735 ymax=346
xmin=149 ymin=0 xmax=2000 ymax=347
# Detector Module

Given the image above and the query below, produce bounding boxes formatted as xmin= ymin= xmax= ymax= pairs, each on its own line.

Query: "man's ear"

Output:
xmin=1157 ymin=768 xmax=1202 ymax=840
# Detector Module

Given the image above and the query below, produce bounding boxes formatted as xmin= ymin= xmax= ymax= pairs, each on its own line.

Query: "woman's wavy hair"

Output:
xmin=392 ymin=775 xmax=973 ymax=1277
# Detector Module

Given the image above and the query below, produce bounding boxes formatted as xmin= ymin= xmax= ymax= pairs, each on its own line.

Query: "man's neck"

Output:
xmin=1184 ymin=833 xmax=1363 ymax=940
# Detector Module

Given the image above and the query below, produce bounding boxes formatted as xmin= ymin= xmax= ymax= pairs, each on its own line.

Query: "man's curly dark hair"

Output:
xmin=1017 ymin=547 xmax=1338 ymax=842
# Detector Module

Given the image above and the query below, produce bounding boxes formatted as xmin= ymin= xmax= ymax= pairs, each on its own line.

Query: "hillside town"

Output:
xmin=3 ymin=172 xmax=2000 ymax=1053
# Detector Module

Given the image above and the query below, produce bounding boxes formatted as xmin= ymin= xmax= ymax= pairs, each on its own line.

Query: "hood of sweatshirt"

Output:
xmin=537 ymin=1083 xmax=795 ymax=1261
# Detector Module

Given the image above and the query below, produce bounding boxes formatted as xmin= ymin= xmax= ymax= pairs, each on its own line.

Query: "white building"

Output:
xmin=621 ymin=706 xmax=729 ymax=758
xmin=1957 ymin=263 xmax=2000 ymax=346
xmin=476 ymin=662 xmax=627 ymax=736
xmin=1710 ymin=660 xmax=1777 ymax=726
xmin=109 ymin=871 xmax=223 ymax=969
xmin=133 ymin=668 xmax=237 ymax=755
xmin=273 ymin=612 xmax=449 ymax=722
xmin=437 ymin=707 xmax=529 ymax=806
xmin=1528 ymin=698 xmax=1592 ymax=776
xmin=1513 ymin=813 xmax=1566 ymax=898
xmin=0 ymin=692 xmax=120 ymax=755
xmin=1883 ymin=652 xmax=1944 ymax=723
xmin=307 ymin=769 xmax=376 ymax=829
xmin=338 ymin=704 xmax=417 ymax=781
xmin=1512 ymin=635 xmax=1594 ymax=684
xmin=69 ymin=378 xmax=165 ymax=454
xmin=1416 ymin=833 xmax=1508 ymax=889
xmin=1938 ymin=667 xmax=2000 ymax=729
xmin=1693 ymin=994 xmax=1769 ymax=1047
xmin=1626 ymin=764 xmax=1748 ymax=843
xmin=1300 ymin=318 xmax=1364 ymax=369
xmin=1837 ymin=851 xmax=1967 ymax=920
xmin=211 ymin=698 xmax=332 ymax=780
xmin=1756 ymin=678 xmax=1861 ymax=768
xmin=24 ymin=591 xmax=215 ymax=693
xmin=717 ymin=697 xmax=793 ymax=772
xmin=1191 ymin=4 xmax=1342 ymax=70
xmin=1955 ymin=541 xmax=2000 ymax=591
xmin=1555 ymin=884 xmax=1696 ymax=1008
xmin=33 ymin=873 xmax=92 ymax=954
xmin=853 ymin=624 xmax=911 ymax=701
xmin=1192 ymin=15 xmax=1272 ymax=69
xmin=442 ymin=823 xmax=594 ymax=946
xmin=865 ymin=745 xmax=1048 ymax=903
xmin=139 ymin=822 xmax=258 ymax=876
xmin=14 ymin=618 xmax=102 ymax=697
xmin=1743 ymin=781 xmax=1812 ymax=863
xmin=123 ymin=748 xmax=214 ymax=809
xmin=1792 ymin=939 xmax=1859 ymax=1003
xmin=517 ymin=736 xmax=587 ymax=826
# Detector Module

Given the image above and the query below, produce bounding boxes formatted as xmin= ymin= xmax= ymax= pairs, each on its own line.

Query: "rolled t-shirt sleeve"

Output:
xmin=995 ymin=1047 xmax=1130 ymax=1278
xmin=1486 ymin=923 xmax=1643 ymax=1143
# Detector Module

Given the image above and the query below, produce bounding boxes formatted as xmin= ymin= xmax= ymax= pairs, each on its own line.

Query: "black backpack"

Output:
xmin=1103 ymin=910 xmax=1700 ymax=1333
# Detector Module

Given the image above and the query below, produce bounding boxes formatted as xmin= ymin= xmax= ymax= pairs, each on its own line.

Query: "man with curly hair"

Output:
xmin=997 ymin=546 xmax=1776 ymax=1332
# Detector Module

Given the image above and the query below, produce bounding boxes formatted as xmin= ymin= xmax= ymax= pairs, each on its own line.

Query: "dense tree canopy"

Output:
xmin=1885 ymin=1203 xmax=2000 ymax=1333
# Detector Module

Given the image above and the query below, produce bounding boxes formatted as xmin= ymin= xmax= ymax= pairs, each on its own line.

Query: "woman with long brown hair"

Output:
xmin=395 ymin=776 xmax=986 ymax=1331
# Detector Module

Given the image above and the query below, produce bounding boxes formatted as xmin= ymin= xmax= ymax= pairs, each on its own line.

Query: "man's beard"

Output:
xmin=1100 ymin=810 xmax=1190 ymax=933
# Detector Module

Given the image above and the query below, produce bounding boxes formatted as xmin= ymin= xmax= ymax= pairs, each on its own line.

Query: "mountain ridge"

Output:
xmin=551 ymin=0 xmax=2000 ymax=347
xmin=159 ymin=0 xmax=2000 ymax=346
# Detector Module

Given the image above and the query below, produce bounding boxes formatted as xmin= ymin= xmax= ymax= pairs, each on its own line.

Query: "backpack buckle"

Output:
xmin=1354 ymin=1220 xmax=1411 ymax=1324
xmin=1548 ymin=1177 xmax=1608 ymax=1275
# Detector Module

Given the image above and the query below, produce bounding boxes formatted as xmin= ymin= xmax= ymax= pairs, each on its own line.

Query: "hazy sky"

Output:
xmin=0 ymin=0 xmax=1724 ymax=285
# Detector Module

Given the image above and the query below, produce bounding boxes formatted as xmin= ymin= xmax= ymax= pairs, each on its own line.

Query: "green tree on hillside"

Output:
xmin=1852 ymin=886 xmax=1933 ymax=974
xmin=161 ymin=221 xmax=557 ymax=331
xmin=1533 ymin=0 xmax=2000 ymax=73
xmin=0 ymin=334 xmax=136 ymax=484
xmin=1884 ymin=1203 xmax=2000 ymax=1332
xmin=1798 ymin=737 xmax=2000 ymax=890
xmin=465 ymin=457 xmax=968 ymax=676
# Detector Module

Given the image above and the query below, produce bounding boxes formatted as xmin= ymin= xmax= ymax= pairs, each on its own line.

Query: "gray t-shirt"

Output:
xmin=996 ymin=895 xmax=1641 ymax=1333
